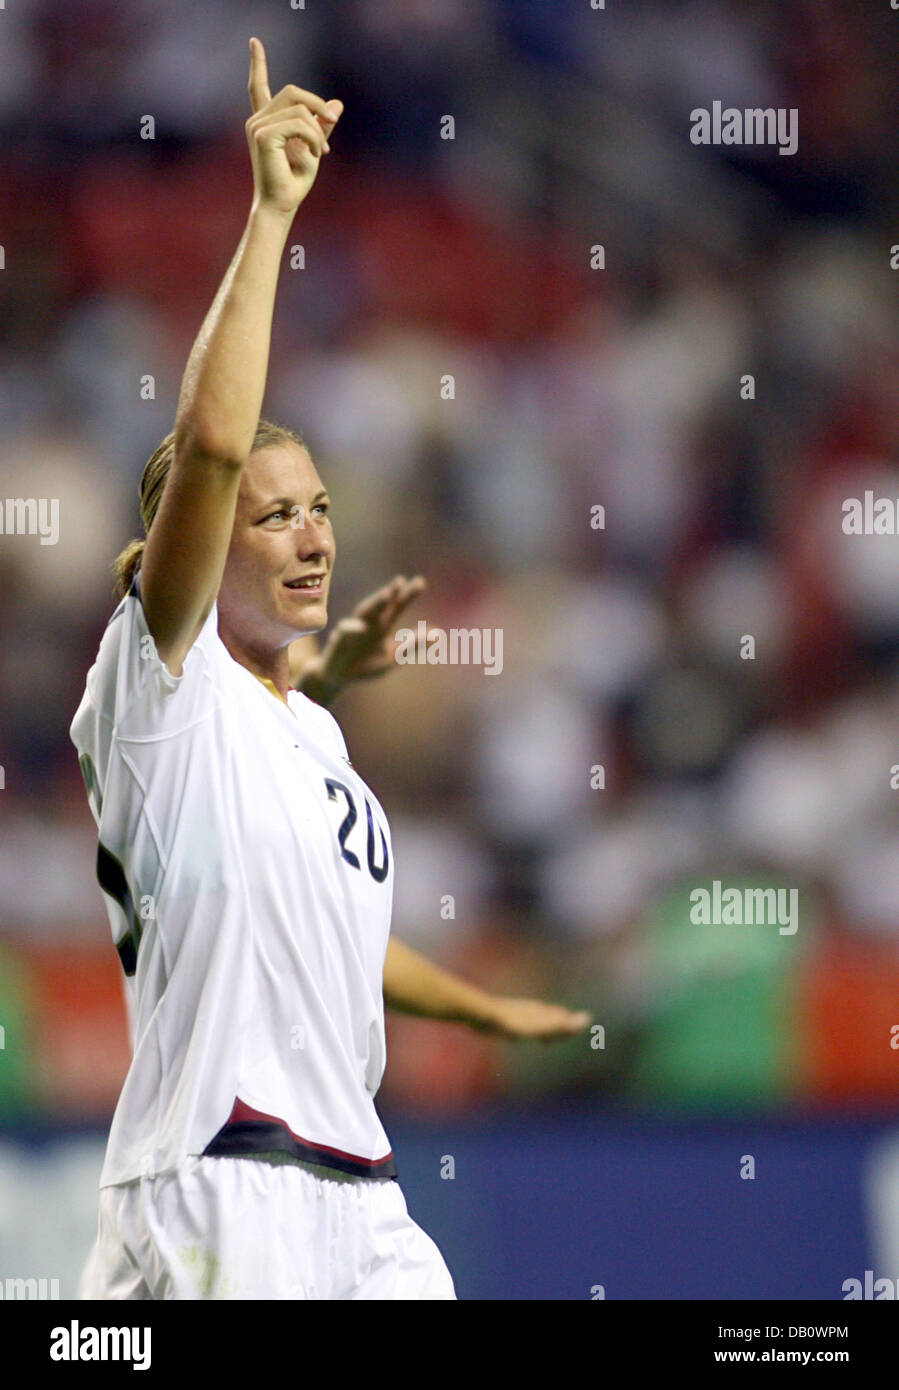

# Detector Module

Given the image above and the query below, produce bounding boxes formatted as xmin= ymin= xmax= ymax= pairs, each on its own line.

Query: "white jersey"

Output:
xmin=69 ymin=572 xmax=397 ymax=1189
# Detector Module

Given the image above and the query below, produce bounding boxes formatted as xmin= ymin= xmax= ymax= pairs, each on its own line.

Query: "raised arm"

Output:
xmin=139 ymin=38 xmax=343 ymax=676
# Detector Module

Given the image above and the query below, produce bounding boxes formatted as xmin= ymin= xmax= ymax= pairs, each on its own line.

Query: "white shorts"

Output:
xmin=79 ymin=1155 xmax=457 ymax=1300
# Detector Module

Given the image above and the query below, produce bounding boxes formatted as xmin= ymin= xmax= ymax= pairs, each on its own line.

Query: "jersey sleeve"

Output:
xmin=92 ymin=572 xmax=224 ymax=745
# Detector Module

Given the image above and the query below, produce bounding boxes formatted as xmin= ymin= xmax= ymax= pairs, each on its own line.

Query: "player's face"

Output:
xmin=217 ymin=441 xmax=335 ymax=647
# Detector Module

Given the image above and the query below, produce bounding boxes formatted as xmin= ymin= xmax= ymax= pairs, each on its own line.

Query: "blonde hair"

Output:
xmin=113 ymin=419 xmax=307 ymax=598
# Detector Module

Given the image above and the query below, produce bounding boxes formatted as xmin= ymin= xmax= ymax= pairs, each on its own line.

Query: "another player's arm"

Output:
xmin=292 ymin=575 xmax=427 ymax=706
xmin=383 ymin=936 xmax=592 ymax=1042
xmin=140 ymin=39 xmax=342 ymax=677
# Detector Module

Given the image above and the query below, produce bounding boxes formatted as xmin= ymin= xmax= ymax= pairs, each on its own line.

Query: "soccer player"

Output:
xmin=70 ymin=38 xmax=589 ymax=1300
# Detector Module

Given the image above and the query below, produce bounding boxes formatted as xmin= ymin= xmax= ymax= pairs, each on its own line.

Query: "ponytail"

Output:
xmin=112 ymin=537 xmax=145 ymax=599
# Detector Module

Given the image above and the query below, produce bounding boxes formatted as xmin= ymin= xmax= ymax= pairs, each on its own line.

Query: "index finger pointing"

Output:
xmin=248 ymin=36 xmax=272 ymax=113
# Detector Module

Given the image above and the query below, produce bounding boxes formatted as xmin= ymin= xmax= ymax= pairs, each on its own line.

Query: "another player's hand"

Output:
xmin=303 ymin=574 xmax=430 ymax=701
xmin=473 ymin=997 xmax=593 ymax=1044
xmin=246 ymin=37 xmax=343 ymax=217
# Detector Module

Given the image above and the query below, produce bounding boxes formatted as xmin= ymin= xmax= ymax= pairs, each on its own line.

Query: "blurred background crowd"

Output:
xmin=1 ymin=0 xmax=898 ymax=1138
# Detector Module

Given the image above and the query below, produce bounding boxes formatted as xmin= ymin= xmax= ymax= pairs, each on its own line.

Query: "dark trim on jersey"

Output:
xmin=104 ymin=598 xmax=126 ymax=630
xmin=96 ymin=841 xmax=142 ymax=977
xmin=202 ymin=1098 xmax=399 ymax=1181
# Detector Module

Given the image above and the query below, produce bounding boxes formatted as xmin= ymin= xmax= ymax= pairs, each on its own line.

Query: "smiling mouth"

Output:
xmin=284 ymin=575 xmax=326 ymax=593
